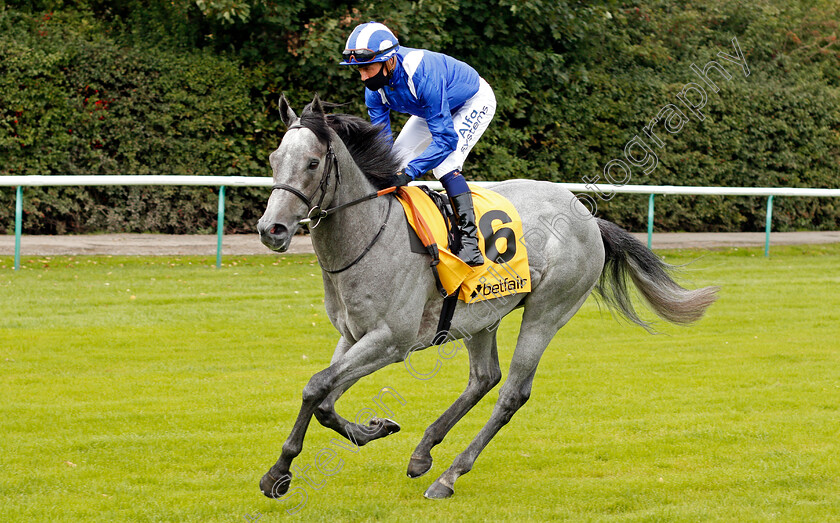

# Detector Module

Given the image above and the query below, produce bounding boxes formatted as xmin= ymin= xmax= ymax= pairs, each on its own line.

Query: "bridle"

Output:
xmin=270 ymin=123 xmax=341 ymax=229
xmin=270 ymin=121 xmax=397 ymax=273
xmin=271 ymin=122 xmax=398 ymax=228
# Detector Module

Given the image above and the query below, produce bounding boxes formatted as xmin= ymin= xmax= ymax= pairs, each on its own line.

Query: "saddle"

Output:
xmin=395 ymin=184 xmax=531 ymax=304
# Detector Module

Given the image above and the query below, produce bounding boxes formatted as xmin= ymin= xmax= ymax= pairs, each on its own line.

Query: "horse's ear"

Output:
xmin=310 ymin=94 xmax=325 ymax=115
xmin=278 ymin=94 xmax=297 ymax=127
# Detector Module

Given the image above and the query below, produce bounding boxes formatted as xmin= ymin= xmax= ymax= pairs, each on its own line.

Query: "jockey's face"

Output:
xmin=357 ymin=62 xmax=385 ymax=82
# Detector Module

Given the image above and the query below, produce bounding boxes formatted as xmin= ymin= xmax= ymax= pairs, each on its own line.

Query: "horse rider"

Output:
xmin=339 ymin=21 xmax=497 ymax=267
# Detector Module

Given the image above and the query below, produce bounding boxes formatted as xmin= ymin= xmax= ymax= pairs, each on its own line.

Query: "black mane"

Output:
xmin=299 ymin=103 xmax=401 ymax=190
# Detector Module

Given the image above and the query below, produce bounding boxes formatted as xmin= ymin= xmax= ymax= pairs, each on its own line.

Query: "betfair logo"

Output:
xmin=469 ymin=276 xmax=528 ymax=300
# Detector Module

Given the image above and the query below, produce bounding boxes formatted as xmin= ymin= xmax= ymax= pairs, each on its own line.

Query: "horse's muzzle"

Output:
xmin=258 ymin=221 xmax=292 ymax=252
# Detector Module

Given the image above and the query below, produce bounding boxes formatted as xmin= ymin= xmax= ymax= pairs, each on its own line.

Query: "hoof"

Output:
xmin=260 ymin=470 xmax=292 ymax=499
xmin=424 ymin=480 xmax=454 ymax=499
xmin=370 ymin=417 xmax=401 ymax=438
xmin=407 ymin=454 xmax=433 ymax=478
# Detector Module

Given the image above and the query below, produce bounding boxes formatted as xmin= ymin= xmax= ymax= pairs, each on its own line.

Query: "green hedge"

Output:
xmin=1 ymin=1 xmax=839 ymax=235
xmin=0 ymin=8 xmax=273 ymax=233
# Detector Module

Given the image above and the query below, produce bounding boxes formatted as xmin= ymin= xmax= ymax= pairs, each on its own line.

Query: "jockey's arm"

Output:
xmin=403 ymin=75 xmax=458 ymax=179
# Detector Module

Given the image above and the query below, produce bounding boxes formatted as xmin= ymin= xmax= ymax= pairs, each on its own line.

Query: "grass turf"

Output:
xmin=1 ymin=244 xmax=838 ymax=522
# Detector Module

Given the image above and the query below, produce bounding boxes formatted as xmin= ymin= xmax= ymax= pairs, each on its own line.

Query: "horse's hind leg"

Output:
xmin=426 ymin=234 xmax=601 ymax=498
xmin=407 ymin=327 xmax=502 ymax=478
xmin=422 ymin=325 xmax=554 ymax=499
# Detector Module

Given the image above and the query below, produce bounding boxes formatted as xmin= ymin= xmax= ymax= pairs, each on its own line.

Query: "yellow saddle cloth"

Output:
xmin=396 ymin=185 xmax=531 ymax=303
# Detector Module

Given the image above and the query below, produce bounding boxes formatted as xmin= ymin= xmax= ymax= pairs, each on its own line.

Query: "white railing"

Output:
xmin=3 ymin=176 xmax=840 ymax=270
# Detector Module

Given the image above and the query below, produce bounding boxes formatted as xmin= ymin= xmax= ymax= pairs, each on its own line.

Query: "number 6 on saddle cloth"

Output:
xmin=396 ymin=184 xmax=532 ymax=343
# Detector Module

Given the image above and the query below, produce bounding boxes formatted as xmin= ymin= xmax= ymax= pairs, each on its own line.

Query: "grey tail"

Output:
xmin=594 ymin=219 xmax=719 ymax=332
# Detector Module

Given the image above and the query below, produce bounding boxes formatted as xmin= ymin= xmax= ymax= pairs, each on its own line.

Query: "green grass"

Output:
xmin=1 ymin=245 xmax=839 ymax=522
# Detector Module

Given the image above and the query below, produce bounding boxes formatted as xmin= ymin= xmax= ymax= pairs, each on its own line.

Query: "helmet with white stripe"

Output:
xmin=340 ymin=21 xmax=399 ymax=65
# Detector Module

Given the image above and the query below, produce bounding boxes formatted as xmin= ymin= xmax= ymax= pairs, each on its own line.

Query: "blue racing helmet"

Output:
xmin=340 ymin=21 xmax=399 ymax=65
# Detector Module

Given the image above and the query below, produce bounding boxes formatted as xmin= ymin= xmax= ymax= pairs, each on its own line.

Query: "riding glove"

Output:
xmin=393 ymin=169 xmax=414 ymax=187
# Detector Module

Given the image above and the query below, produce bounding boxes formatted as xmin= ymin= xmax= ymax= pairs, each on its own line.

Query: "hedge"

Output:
xmin=1 ymin=1 xmax=838 ymax=235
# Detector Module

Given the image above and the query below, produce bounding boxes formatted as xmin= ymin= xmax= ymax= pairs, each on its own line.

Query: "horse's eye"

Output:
xmin=308 ymin=159 xmax=320 ymax=170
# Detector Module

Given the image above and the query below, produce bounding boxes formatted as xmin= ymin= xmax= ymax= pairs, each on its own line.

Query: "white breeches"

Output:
xmin=392 ymin=78 xmax=496 ymax=179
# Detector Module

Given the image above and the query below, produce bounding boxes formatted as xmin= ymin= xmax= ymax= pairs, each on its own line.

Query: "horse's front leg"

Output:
xmin=314 ymin=379 xmax=401 ymax=445
xmin=308 ymin=336 xmax=400 ymax=444
xmin=407 ymin=327 xmax=501 ymax=478
xmin=260 ymin=329 xmax=402 ymax=498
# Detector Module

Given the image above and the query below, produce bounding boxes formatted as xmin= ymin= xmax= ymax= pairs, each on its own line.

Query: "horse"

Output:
xmin=256 ymin=94 xmax=718 ymax=500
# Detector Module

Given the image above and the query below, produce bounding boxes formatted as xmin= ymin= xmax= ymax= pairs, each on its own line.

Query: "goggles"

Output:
xmin=342 ymin=44 xmax=397 ymax=64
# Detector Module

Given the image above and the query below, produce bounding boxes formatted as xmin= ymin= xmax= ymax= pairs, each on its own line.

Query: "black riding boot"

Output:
xmin=450 ymin=192 xmax=485 ymax=266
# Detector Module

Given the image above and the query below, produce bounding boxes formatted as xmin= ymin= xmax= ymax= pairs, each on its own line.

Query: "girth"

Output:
xmin=397 ymin=186 xmax=462 ymax=345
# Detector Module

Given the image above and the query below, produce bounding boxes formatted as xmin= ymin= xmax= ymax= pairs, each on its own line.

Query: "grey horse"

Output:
xmin=257 ymin=95 xmax=718 ymax=500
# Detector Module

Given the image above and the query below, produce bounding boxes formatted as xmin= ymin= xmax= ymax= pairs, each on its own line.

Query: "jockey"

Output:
xmin=340 ymin=21 xmax=496 ymax=267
